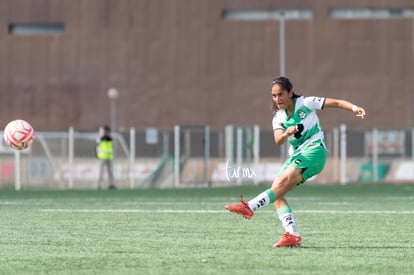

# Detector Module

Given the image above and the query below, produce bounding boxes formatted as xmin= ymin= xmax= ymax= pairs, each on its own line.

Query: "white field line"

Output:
xmin=40 ymin=209 xmax=414 ymax=214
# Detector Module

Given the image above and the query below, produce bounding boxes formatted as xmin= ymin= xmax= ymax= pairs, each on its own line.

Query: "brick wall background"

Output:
xmin=0 ymin=0 xmax=412 ymax=130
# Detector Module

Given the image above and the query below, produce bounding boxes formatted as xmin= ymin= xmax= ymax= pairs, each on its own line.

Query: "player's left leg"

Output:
xmin=273 ymin=198 xmax=302 ymax=247
xmin=273 ymin=144 xmax=327 ymax=247
xmin=271 ymin=167 xmax=303 ymax=247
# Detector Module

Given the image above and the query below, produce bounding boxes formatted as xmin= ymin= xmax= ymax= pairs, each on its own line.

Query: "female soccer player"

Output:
xmin=225 ymin=76 xmax=366 ymax=247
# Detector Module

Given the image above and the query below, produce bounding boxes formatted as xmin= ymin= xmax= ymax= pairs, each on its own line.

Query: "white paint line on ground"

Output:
xmin=40 ymin=209 xmax=414 ymax=214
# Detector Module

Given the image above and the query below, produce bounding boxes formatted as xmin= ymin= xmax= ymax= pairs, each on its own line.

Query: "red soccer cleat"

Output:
xmin=273 ymin=232 xmax=302 ymax=248
xmin=225 ymin=195 xmax=254 ymax=219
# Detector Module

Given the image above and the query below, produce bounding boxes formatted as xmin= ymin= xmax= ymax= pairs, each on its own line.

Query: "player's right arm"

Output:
xmin=273 ymin=127 xmax=298 ymax=145
xmin=272 ymin=111 xmax=298 ymax=145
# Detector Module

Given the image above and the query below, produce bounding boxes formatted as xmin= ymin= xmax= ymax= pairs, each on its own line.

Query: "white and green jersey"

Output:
xmin=272 ymin=96 xmax=325 ymax=152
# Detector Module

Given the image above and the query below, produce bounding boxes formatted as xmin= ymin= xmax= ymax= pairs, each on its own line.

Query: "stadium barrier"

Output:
xmin=1 ymin=125 xmax=414 ymax=190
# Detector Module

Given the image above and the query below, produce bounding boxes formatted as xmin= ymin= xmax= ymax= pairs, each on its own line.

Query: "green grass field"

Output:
xmin=1 ymin=184 xmax=413 ymax=274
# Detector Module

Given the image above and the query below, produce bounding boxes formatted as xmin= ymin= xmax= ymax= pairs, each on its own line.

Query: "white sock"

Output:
xmin=277 ymin=205 xmax=299 ymax=236
xmin=279 ymin=212 xmax=299 ymax=236
xmin=248 ymin=192 xmax=270 ymax=212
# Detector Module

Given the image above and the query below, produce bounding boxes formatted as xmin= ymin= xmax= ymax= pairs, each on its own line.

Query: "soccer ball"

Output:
xmin=3 ymin=119 xmax=35 ymax=150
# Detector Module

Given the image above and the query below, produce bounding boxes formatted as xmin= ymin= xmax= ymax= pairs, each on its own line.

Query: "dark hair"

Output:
xmin=271 ymin=76 xmax=300 ymax=115
xmin=103 ymin=125 xmax=111 ymax=132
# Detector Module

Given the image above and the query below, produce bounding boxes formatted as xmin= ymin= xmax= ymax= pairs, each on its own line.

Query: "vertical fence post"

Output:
xmin=333 ymin=128 xmax=339 ymax=183
xmin=184 ymin=129 xmax=191 ymax=160
xmin=14 ymin=150 xmax=21 ymax=191
xmin=412 ymin=128 xmax=414 ymax=161
xmin=225 ymin=125 xmax=234 ymax=164
xmin=204 ymin=126 xmax=210 ymax=187
xmin=340 ymin=124 xmax=347 ymax=185
xmin=68 ymin=127 xmax=74 ymax=189
xmin=236 ymin=127 xmax=243 ymax=185
xmin=129 ymin=128 xmax=135 ymax=189
xmin=279 ymin=13 xmax=286 ymax=76
xmin=372 ymin=128 xmax=378 ymax=182
xmin=174 ymin=125 xmax=180 ymax=188
xmin=163 ymin=131 xmax=169 ymax=158
xmin=253 ymin=125 xmax=260 ymax=184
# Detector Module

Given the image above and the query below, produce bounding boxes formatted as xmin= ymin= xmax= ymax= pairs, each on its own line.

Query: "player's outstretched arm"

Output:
xmin=324 ymin=98 xmax=366 ymax=119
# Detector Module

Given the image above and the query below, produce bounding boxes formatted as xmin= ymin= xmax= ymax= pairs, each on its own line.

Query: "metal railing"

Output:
xmin=1 ymin=125 xmax=413 ymax=190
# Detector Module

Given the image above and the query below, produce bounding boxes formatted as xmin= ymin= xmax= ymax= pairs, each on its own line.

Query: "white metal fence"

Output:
xmin=1 ymin=125 xmax=413 ymax=190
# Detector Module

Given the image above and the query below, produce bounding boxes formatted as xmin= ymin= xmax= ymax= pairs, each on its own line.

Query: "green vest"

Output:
xmin=98 ymin=140 xmax=113 ymax=160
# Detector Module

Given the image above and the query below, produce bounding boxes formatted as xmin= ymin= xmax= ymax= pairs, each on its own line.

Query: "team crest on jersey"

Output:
xmin=297 ymin=110 xmax=306 ymax=119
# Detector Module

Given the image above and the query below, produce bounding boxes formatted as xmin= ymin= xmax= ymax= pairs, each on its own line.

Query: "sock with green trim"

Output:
xmin=277 ymin=205 xmax=299 ymax=236
xmin=247 ymin=189 xmax=276 ymax=212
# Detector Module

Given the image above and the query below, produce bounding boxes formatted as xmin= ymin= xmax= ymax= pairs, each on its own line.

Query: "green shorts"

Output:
xmin=277 ymin=141 xmax=327 ymax=184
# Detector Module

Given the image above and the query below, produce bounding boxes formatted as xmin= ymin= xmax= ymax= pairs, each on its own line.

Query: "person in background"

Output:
xmin=225 ymin=76 xmax=366 ymax=247
xmin=96 ymin=125 xmax=116 ymax=189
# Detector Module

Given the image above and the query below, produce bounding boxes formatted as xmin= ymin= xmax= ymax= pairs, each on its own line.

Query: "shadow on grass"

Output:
xmin=296 ymin=245 xmax=414 ymax=249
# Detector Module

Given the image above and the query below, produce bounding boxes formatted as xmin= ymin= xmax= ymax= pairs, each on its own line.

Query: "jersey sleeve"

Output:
xmin=272 ymin=111 xmax=285 ymax=131
xmin=303 ymin=96 xmax=326 ymax=110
